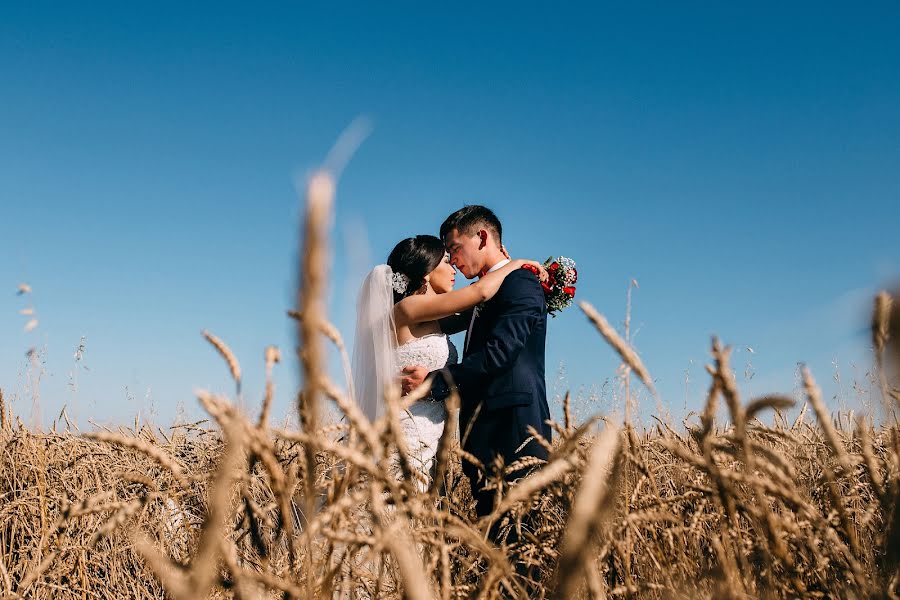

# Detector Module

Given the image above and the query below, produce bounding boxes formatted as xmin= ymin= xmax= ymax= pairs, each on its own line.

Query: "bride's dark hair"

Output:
xmin=387 ymin=235 xmax=446 ymax=303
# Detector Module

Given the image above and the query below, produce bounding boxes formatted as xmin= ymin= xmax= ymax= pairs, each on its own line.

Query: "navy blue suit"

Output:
xmin=431 ymin=268 xmax=551 ymax=517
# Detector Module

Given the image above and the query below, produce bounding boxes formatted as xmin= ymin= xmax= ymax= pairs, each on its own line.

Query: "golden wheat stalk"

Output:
xmin=855 ymin=415 xmax=885 ymax=503
xmin=0 ymin=552 xmax=11 ymax=596
xmin=383 ymin=381 xmax=420 ymax=495
xmin=487 ymin=451 xmax=581 ymax=520
xmin=382 ymin=522 xmax=438 ymax=600
xmin=873 ymin=291 xmax=892 ymax=359
xmin=317 ymin=373 xmax=382 ymax=456
xmin=745 ymin=394 xmax=795 ymax=422
xmin=872 ymin=290 xmax=899 ymax=416
xmin=296 ymin=170 xmax=333 ymax=424
xmin=258 ymin=345 xmax=280 ymax=429
xmin=553 ymin=423 xmax=622 ymax=599
xmin=801 ymin=366 xmax=853 ymax=475
xmin=201 ymin=330 xmax=242 ymax=395
xmin=579 ymin=301 xmax=656 ymax=396
xmin=136 ymin=421 xmax=246 ymax=599
xmin=294 ymin=169 xmax=335 ymax=591
xmin=83 ymin=431 xmax=188 ymax=487
xmin=710 ymin=338 xmax=746 ymax=438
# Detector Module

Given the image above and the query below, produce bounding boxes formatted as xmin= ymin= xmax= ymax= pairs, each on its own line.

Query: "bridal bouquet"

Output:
xmin=522 ymin=256 xmax=578 ymax=316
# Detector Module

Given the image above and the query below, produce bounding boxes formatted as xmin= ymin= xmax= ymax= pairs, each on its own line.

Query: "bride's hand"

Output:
xmin=516 ymin=259 xmax=549 ymax=283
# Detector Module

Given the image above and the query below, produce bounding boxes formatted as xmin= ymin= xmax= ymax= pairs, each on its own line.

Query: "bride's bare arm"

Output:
xmin=394 ymin=259 xmax=544 ymax=326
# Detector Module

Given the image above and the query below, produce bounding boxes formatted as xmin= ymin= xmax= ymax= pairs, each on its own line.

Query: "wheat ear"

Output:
xmin=580 ymin=301 xmax=656 ymax=395
xmin=553 ymin=423 xmax=622 ymax=599
xmin=202 ymin=329 xmax=242 ymax=396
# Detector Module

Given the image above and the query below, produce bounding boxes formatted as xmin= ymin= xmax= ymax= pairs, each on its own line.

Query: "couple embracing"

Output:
xmin=352 ymin=205 xmax=552 ymax=517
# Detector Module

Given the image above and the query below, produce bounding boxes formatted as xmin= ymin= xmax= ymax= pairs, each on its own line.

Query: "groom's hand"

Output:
xmin=400 ymin=365 xmax=428 ymax=395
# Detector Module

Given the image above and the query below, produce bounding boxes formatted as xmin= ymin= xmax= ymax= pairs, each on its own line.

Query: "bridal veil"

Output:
xmin=351 ymin=264 xmax=399 ymax=422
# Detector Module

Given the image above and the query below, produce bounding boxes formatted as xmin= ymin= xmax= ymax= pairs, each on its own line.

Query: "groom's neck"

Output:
xmin=480 ymin=250 xmax=507 ymax=276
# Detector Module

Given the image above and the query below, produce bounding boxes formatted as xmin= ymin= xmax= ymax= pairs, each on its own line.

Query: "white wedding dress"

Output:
xmin=352 ymin=264 xmax=460 ymax=489
xmin=395 ymin=333 xmax=458 ymax=484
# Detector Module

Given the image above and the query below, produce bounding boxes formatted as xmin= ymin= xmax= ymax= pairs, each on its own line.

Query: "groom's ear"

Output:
xmin=478 ymin=229 xmax=488 ymax=249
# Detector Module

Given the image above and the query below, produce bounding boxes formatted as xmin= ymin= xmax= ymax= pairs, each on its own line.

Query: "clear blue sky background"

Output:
xmin=1 ymin=2 xmax=898 ymax=427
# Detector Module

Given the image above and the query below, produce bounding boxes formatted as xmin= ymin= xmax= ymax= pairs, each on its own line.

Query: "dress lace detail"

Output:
xmin=394 ymin=334 xmax=457 ymax=489
xmin=395 ymin=333 xmax=457 ymax=373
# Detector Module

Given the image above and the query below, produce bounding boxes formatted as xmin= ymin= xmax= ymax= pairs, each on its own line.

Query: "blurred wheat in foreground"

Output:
xmin=1 ymin=172 xmax=898 ymax=599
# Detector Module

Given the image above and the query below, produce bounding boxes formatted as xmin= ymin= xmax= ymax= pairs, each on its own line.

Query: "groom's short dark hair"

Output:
xmin=440 ymin=205 xmax=502 ymax=245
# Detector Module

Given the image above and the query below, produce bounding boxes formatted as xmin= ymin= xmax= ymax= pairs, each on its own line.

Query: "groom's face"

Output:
xmin=444 ymin=228 xmax=485 ymax=279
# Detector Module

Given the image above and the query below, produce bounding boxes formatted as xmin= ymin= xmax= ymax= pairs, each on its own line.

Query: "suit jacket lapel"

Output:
xmin=465 ymin=298 xmax=496 ymax=356
xmin=464 ymin=304 xmax=480 ymax=355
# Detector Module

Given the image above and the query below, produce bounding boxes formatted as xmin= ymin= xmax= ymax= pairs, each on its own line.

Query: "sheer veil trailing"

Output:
xmin=351 ymin=265 xmax=399 ymax=422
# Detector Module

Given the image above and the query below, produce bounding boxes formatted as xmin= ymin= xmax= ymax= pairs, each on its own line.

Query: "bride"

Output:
xmin=352 ymin=234 xmax=543 ymax=487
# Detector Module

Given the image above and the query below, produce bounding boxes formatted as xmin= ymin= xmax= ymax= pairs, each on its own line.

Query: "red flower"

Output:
xmin=541 ymin=280 xmax=553 ymax=294
xmin=549 ymin=262 xmax=559 ymax=271
xmin=563 ymin=286 xmax=576 ymax=297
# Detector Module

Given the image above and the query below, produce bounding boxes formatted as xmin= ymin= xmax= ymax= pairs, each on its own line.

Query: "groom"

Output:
xmin=401 ymin=205 xmax=552 ymax=518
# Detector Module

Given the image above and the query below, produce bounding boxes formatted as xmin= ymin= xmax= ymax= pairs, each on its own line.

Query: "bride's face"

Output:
xmin=427 ymin=253 xmax=456 ymax=294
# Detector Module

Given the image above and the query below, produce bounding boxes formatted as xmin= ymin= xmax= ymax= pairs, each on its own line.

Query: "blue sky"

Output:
xmin=1 ymin=2 xmax=898 ymax=427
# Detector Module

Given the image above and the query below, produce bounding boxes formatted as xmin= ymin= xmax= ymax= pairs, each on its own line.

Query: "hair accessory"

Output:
xmin=391 ymin=271 xmax=410 ymax=294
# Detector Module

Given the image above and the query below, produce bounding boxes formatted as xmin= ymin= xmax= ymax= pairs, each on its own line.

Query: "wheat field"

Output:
xmin=1 ymin=171 xmax=898 ymax=598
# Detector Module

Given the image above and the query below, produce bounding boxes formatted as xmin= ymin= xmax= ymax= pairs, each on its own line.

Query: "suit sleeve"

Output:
xmin=430 ymin=270 xmax=544 ymax=401
xmin=438 ymin=308 xmax=473 ymax=335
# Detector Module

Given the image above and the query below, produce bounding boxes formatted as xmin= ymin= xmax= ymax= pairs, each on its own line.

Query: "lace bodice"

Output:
xmin=395 ymin=334 xmax=458 ymax=372
xmin=392 ymin=334 xmax=455 ymax=488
